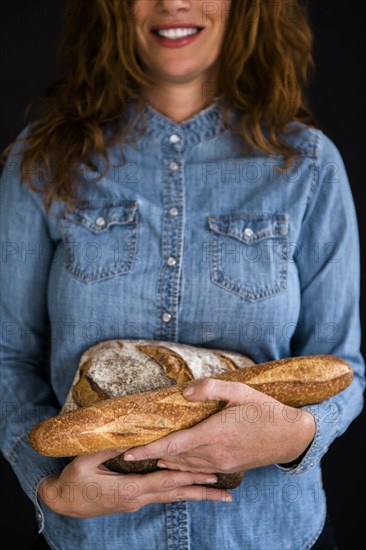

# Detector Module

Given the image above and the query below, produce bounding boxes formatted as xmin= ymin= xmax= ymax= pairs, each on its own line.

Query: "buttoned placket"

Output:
xmin=155 ymin=130 xmax=186 ymax=343
xmin=153 ymin=129 xmax=189 ymax=549
xmin=130 ymin=99 xmax=226 ymax=550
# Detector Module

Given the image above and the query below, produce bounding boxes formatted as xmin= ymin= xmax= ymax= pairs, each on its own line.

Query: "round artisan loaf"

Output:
xmin=60 ymin=339 xmax=255 ymax=489
xmin=63 ymin=339 xmax=255 ymax=411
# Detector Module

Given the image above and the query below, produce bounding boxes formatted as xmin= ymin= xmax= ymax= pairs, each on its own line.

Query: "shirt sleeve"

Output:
xmin=0 ymin=129 xmax=69 ymax=533
xmin=275 ymin=131 xmax=365 ymax=475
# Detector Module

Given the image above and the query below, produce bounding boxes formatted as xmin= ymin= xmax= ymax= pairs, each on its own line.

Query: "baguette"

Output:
xmin=30 ymin=354 xmax=352 ymax=458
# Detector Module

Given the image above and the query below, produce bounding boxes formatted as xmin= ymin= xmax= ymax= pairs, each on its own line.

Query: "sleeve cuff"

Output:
xmin=274 ymin=399 xmax=340 ymax=475
xmin=4 ymin=434 xmax=69 ymax=534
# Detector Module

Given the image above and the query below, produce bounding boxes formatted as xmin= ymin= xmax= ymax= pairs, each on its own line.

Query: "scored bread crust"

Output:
xmin=62 ymin=339 xmax=254 ymax=413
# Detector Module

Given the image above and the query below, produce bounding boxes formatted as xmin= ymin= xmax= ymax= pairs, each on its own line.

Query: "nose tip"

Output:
xmin=156 ymin=0 xmax=190 ymax=14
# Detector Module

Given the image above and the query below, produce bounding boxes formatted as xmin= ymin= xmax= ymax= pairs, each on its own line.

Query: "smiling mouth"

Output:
xmin=151 ymin=28 xmax=204 ymax=40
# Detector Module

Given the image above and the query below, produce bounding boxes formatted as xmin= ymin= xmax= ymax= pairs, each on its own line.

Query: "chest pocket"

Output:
xmin=207 ymin=212 xmax=288 ymax=301
xmin=60 ymin=200 xmax=138 ymax=284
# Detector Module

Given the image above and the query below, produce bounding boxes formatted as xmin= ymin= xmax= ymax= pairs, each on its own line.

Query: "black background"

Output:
xmin=0 ymin=2 xmax=365 ymax=549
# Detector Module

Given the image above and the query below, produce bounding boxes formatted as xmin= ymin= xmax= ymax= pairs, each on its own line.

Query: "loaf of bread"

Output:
xmin=29 ymin=339 xmax=353 ymax=489
xmin=61 ymin=339 xmax=255 ymax=414
xmin=35 ymin=339 xmax=257 ymax=488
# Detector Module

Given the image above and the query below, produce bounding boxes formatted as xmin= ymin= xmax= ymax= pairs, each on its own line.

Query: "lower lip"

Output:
xmin=151 ymin=30 xmax=203 ymax=49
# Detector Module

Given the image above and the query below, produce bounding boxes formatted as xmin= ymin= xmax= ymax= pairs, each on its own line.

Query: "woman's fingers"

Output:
xmin=123 ymin=428 xmax=200 ymax=462
xmin=156 ymin=461 xmax=216 ymax=473
xmin=152 ymin=484 xmax=233 ymax=504
xmin=138 ymin=468 xmax=218 ymax=493
xmin=108 ymin=469 xmax=232 ymax=510
xmin=143 ymin=470 xmax=232 ymax=503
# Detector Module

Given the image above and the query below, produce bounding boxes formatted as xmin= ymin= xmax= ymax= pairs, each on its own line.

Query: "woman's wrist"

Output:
xmin=280 ymin=409 xmax=316 ymax=466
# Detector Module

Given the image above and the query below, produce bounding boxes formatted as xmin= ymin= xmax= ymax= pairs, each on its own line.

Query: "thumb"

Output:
xmin=73 ymin=447 xmax=130 ymax=472
xmin=182 ymin=378 xmax=249 ymax=405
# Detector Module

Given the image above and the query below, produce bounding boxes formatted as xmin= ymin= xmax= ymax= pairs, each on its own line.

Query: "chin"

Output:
xmin=158 ymin=64 xmax=205 ymax=82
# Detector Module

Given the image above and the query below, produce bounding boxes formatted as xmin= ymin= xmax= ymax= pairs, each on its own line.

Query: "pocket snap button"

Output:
xmin=95 ymin=216 xmax=106 ymax=227
xmin=244 ymin=227 xmax=254 ymax=237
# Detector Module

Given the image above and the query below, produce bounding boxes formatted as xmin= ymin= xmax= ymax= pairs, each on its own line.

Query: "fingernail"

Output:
xmin=124 ymin=454 xmax=136 ymax=461
xmin=204 ymin=477 xmax=217 ymax=483
xmin=183 ymin=386 xmax=194 ymax=396
xmin=157 ymin=462 xmax=167 ymax=468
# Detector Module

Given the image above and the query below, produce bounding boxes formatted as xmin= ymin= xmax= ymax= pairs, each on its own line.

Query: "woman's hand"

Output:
xmin=123 ymin=379 xmax=316 ymax=474
xmin=37 ymin=449 xmax=232 ymax=518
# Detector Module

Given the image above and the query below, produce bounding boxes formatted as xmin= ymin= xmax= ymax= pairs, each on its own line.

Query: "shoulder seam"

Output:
xmin=302 ymin=130 xmax=323 ymax=224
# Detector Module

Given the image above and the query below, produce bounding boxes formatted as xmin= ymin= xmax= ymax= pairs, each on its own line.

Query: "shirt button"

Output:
xmin=169 ymin=161 xmax=179 ymax=171
xmin=244 ymin=227 xmax=254 ymax=237
xmin=167 ymin=256 xmax=177 ymax=266
xmin=162 ymin=312 xmax=172 ymax=323
xmin=95 ymin=216 xmax=106 ymax=227
xmin=169 ymin=134 xmax=181 ymax=143
xmin=169 ymin=207 xmax=179 ymax=216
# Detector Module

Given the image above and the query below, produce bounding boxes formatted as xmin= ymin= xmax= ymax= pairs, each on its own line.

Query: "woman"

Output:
xmin=0 ymin=1 xmax=364 ymax=549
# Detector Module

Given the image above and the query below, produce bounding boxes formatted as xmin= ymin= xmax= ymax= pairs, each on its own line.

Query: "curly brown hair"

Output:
xmin=1 ymin=0 xmax=317 ymax=212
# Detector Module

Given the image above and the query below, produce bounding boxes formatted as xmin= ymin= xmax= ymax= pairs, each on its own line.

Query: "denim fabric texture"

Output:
xmin=30 ymin=513 xmax=338 ymax=550
xmin=1 ymin=98 xmax=364 ymax=550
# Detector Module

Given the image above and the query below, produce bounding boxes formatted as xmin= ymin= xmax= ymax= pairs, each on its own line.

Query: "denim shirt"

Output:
xmin=1 ymin=98 xmax=364 ymax=550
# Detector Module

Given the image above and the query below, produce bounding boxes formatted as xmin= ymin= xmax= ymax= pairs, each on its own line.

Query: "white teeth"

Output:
xmin=156 ymin=28 xmax=200 ymax=39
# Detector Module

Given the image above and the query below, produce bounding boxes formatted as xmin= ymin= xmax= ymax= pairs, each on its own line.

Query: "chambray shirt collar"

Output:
xmin=125 ymin=96 xmax=230 ymax=146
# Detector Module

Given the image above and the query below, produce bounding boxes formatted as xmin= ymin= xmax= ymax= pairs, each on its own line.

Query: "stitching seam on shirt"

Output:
xmin=7 ymin=433 xmax=29 ymax=463
xmin=300 ymin=131 xmax=322 ymax=227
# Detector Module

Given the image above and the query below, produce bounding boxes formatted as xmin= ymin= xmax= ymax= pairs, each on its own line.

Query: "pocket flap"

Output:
xmin=208 ymin=213 xmax=288 ymax=244
xmin=64 ymin=200 xmax=138 ymax=233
